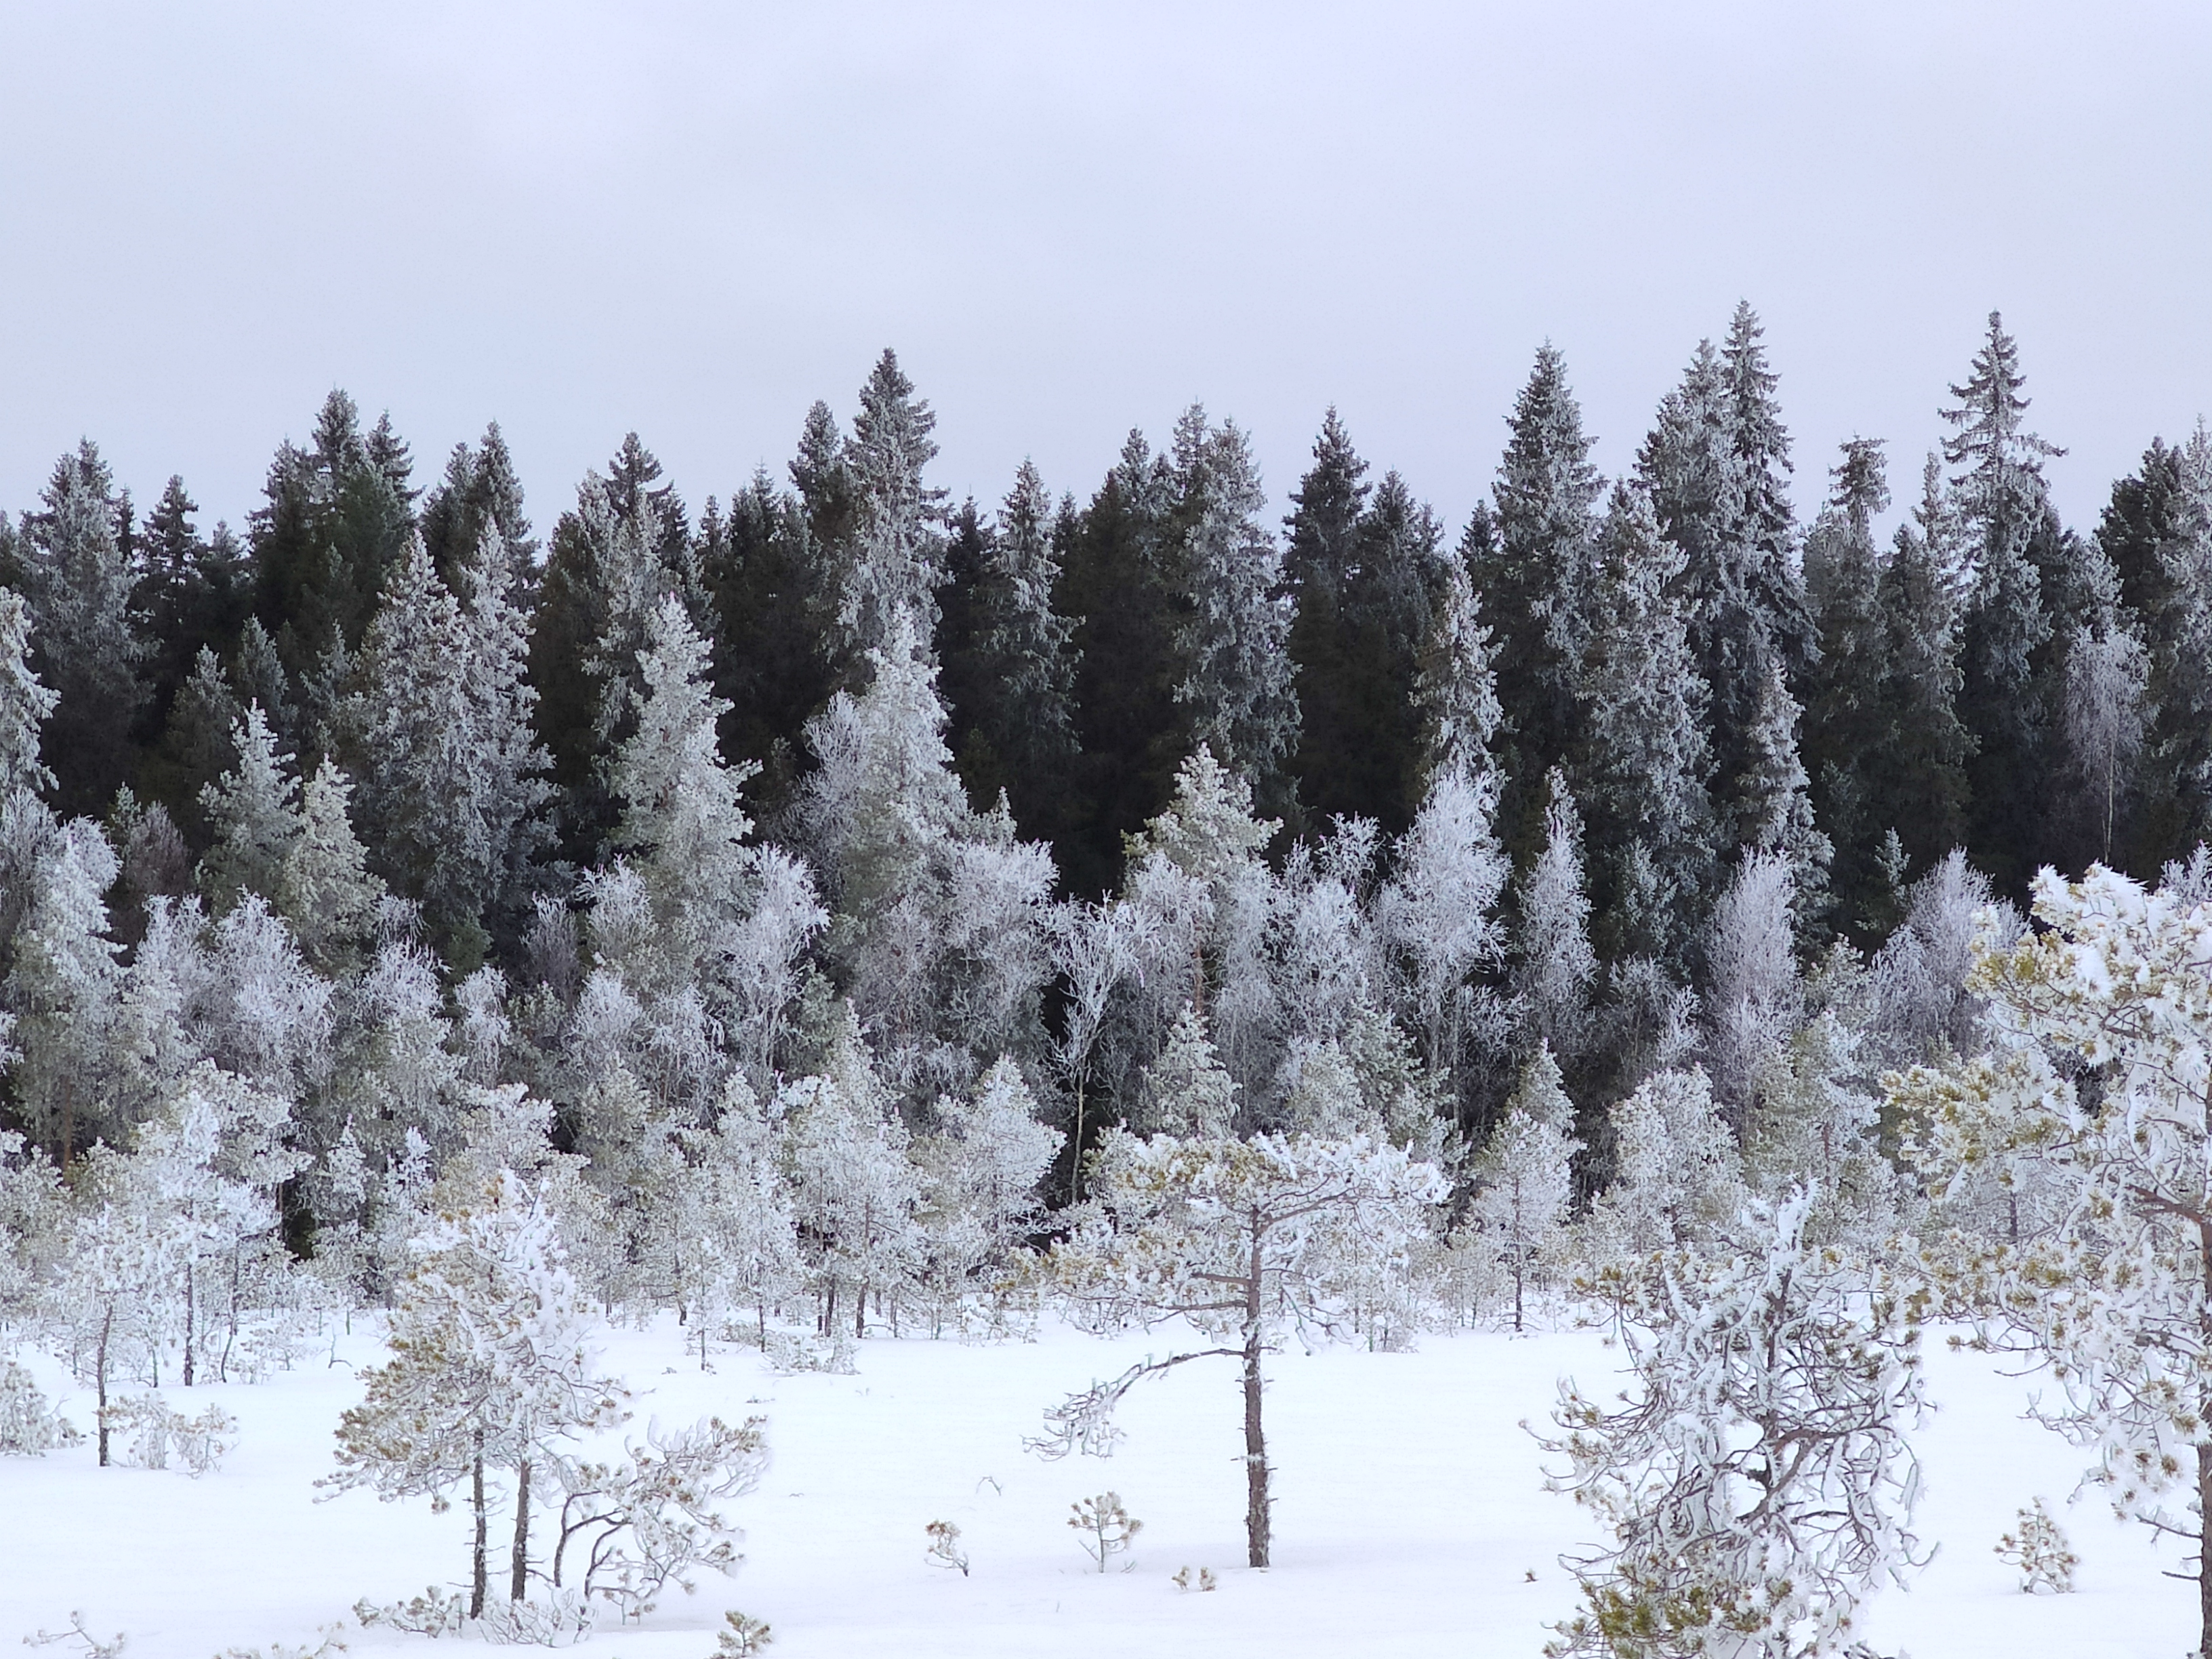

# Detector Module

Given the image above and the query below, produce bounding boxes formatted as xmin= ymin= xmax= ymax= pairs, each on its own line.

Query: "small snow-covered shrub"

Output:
xmin=924 ymin=1519 xmax=968 ymax=1575
xmin=23 ymin=1619 xmax=127 ymax=1654
xmin=354 ymin=1591 xmax=594 ymax=1646
xmin=0 ymin=1359 xmax=81 ymax=1454
xmin=1068 ymin=1492 xmax=1141 ymax=1572
xmin=472 ymin=1593 xmax=596 ymax=1647
xmin=102 ymin=1395 xmax=237 ymax=1475
xmin=714 ymin=1611 xmax=773 ymax=1656
xmin=1170 ymin=1566 xmax=1217 ymax=1591
xmin=24 ymin=1612 xmax=127 ymax=1659
xmin=215 ymin=1624 xmax=346 ymax=1659
xmin=353 ymin=1589 xmax=465 ymax=1637
xmin=762 ymin=1327 xmax=854 ymax=1376
xmin=1994 ymin=1498 xmax=2078 ymax=1594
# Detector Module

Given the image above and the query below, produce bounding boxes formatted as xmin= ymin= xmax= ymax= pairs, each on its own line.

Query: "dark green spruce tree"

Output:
xmin=938 ymin=462 xmax=1081 ymax=840
xmin=1946 ymin=312 xmax=2067 ymax=894
xmin=698 ymin=463 xmax=840 ymax=820
xmin=1474 ymin=344 xmax=1605 ymax=859
xmin=20 ymin=441 xmax=144 ymax=817
xmin=529 ymin=434 xmax=692 ymax=868
xmin=1802 ymin=438 xmax=1896 ymax=937
xmin=1059 ymin=430 xmax=1186 ymax=898
xmin=249 ymin=390 xmax=417 ymax=708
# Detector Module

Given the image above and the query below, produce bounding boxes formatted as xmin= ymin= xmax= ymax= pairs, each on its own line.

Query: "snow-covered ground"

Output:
xmin=0 ymin=1319 xmax=2192 ymax=1658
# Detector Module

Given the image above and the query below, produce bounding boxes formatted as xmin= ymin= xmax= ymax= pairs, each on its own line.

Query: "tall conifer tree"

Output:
xmin=1475 ymin=346 xmax=1603 ymax=853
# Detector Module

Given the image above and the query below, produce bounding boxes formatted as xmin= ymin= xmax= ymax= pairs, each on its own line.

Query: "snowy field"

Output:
xmin=0 ymin=1319 xmax=2190 ymax=1659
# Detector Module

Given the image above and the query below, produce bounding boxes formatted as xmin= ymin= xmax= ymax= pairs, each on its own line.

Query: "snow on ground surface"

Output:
xmin=0 ymin=1318 xmax=2194 ymax=1659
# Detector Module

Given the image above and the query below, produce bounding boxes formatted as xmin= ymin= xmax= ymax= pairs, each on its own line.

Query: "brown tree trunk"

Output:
xmin=511 ymin=1458 xmax=532 ymax=1603
xmin=1242 ymin=1222 xmax=1270 ymax=1569
xmin=182 ymin=1254 xmax=197 ymax=1387
xmin=2198 ymin=1437 xmax=2212 ymax=1659
xmin=470 ymin=1439 xmax=489 ymax=1620
xmin=94 ymin=1307 xmax=111 ymax=1468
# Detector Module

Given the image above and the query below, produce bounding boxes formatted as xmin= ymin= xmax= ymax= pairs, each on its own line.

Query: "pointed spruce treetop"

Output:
xmin=278 ymin=756 xmax=385 ymax=972
xmin=1284 ymin=407 xmax=1371 ymax=605
xmin=1171 ymin=409 xmax=1298 ymax=808
xmin=1481 ymin=345 xmax=1604 ymax=806
xmin=610 ymin=592 xmax=758 ymax=935
xmin=199 ymin=701 xmax=302 ymax=913
xmin=1942 ymin=310 xmax=2064 ymax=501
xmin=840 ymin=349 xmax=949 ymax=666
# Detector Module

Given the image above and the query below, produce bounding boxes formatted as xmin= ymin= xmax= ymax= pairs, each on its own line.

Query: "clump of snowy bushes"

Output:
xmin=0 ymin=1358 xmax=81 ymax=1454
xmin=100 ymin=1393 xmax=237 ymax=1474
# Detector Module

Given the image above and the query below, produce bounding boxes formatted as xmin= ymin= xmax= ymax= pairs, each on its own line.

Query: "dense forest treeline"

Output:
xmin=0 ymin=302 xmax=2205 ymax=1192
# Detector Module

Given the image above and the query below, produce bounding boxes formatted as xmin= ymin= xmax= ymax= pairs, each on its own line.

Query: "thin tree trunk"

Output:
xmin=94 ymin=1306 xmax=111 ymax=1468
xmin=182 ymin=1253 xmax=197 ymax=1387
xmin=470 ymin=1439 xmax=489 ymax=1620
xmin=511 ymin=1458 xmax=532 ymax=1603
xmin=1070 ymin=1074 xmax=1086 ymax=1205
xmin=2196 ymin=1437 xmax=2212 ymax=1659
xmin=1242 ymin=1222 xmax=1270 ymax=1570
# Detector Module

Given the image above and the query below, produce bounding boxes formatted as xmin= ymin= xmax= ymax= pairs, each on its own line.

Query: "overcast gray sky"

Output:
xmin=3 ymin=1 xmax=2207 ymax=546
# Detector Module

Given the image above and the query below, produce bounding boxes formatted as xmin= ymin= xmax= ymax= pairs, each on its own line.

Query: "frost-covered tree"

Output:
xmin=653 ymin=1078 xmax=800 ymax=1360
xmin=19 ymin=441 xmax=144 ymax=815
xmin=1803 ymin=437 xmax=1895 ymax=936
xmin=7 ymin=819 xmax=122 ymax=1162
xmin=199 ymin=704 xmax=301 ymax=914
xmin=797 ymin=623 xmax=1051 ymax=1102
xmin=1545 ymin=1189 xmax=1927 ymax=1658
xmin=1703 ymin=851 xmax=1803 ymax=1128
xmin=1637 ymin=309 xmax=1814 ymax=834
xmin=777 ymin=1012 xmax=923 ymax=1336
xmin=837 ymin=350 xmax=948 ymax=668
xmin=1139 ymin=1004 xmax=1240 ymax=1136
xmin=1375 ymin=763 xmax=1509 ymax=1092
xmin=1948 ymin=313 xmax=2067 ymax=889
xmin=1118 ymin=745 xmax=1282 ymax=1102
xmin=1476 ymin=345 xmax=1604 ymax=829
xmin=1170 ymin=409 xmax=1298 ymax=813
xmin=41 ymin=1184 xmax=171 ymax=1464
xmin=1589 ymin=1067 xmax=1745 ymax=1259
xmin=530 ymin=436 xmax=692 ymax=865
xmin=1729 ymin=657 xmax=1832 ymax=931
xmin=1893 ymin=863 xmax=2212 ymax=1658
xmin=1516 ymin=771 xmax=1599 ymax=1064
xmin=346 ymin=535 xmax=510 ymax=961
xmin=276 ymin=756 xmax=385 ymax=972
xmin=123 ymin=1060 xmax=308 ymax=1386
xmin=330 ymin=1168 xmax=626 ymax=1618
xmin=1574 ymin=483 xmax=1716 ymax=962
xmin=914 ymin=1056 xmax=1059 ymax=1328
xmin=2057 ymin=551 xmax=2150 ymax=867
xmin=1468 ymin=1046 xmax=1580 ymax=1331
xmin=0 ymin=585 xmax=58 ymax=798
xmin=1037 ymin=1130 xmax=1446 ymax=1566
xmin=1866 ymin=848 xmax=2014 ymax=1069
xmin=607 ymin=594 xmax=760 ymax=982
xmin=1414 ymin=552 xmax=1504 ymax=792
